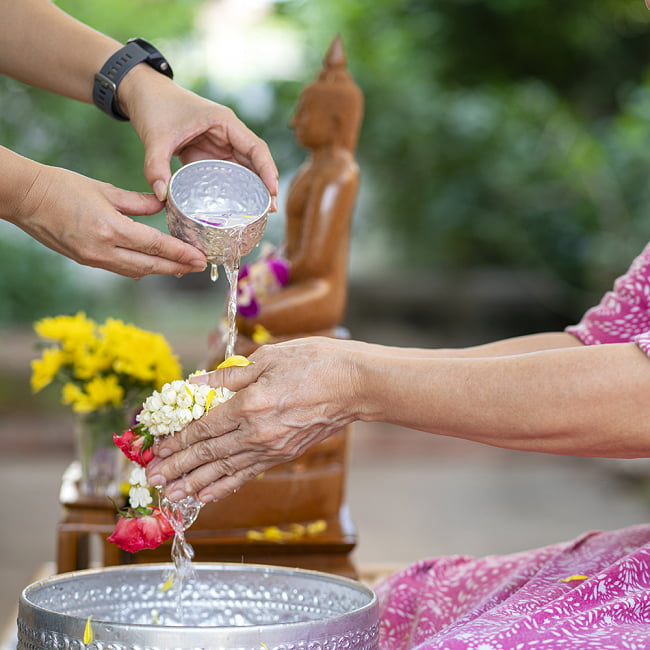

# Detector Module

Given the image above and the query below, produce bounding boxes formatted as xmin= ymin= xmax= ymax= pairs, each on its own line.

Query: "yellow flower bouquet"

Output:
xmin=31 ymin=312 xmax=182 ymax=495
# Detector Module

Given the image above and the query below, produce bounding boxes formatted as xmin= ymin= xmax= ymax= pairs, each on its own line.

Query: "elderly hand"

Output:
xmin=4 ymin=150 xmax=207 ymax=279
xmin=145 ymin=337 xmax=360 ymax=503
xmin=118 ymin=66 xmax=279 ymax=210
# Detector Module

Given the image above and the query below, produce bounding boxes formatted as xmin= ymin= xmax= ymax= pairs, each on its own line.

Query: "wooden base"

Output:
xmin=119 ymin=505 xmax=358 ymax=578
xmin=56 ymin=457 xmax=358 ymax=578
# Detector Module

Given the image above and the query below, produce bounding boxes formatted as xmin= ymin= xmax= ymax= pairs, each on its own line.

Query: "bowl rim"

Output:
xmin=19 ymin=561 xmax=379 ymax=634
xmin=167 ymin=159 xmax=271 ymax=222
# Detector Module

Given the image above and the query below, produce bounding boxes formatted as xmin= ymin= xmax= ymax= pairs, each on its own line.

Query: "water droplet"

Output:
xmin=210 ymin=264 xmax=219 ymax=282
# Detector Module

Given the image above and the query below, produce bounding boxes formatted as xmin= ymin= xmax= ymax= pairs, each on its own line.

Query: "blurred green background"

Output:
xmin=3 ymin=0 xmax=650 ymax=339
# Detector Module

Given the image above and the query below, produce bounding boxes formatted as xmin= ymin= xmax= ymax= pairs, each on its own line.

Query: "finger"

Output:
xmin=189 ymin=363 xmax=263 ymax=394
xmin=226 ymin=129 xmax=279 ymax=205
xmin=162 ymin=450 xmax=258 ymax=501
xmin=108 ymin=187 xmax=165 ymax=216
xmin=246 ymin=142 xmax=279 ymax=205
xmin=197 ymin=462 xmax=270 ymax=504
xmin=147 ymin=437 xmax=252 ymax=494
xmin=141 ymin=142 xmax=175 ymax=201
xmin=107 ymin=246 xmax=205 ymax=279
xmin=153 ymin=403 xmax=242 ymax=461
xmin=112 ymin=220 xmax=207 ymax=271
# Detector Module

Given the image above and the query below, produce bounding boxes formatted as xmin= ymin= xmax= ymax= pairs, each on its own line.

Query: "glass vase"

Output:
xmin=74 ymin=408 xmax=131 ymax=497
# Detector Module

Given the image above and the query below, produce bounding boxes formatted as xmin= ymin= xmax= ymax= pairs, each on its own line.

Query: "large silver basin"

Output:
xmin=17 ymin=563 xmax=379 ymax=650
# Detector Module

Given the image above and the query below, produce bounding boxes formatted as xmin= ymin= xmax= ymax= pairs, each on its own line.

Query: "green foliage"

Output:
xmin=0 ymin=231 xmax=101 ymax=323
xmin=271 ymin=0 xmax=650 ymax=303
xmin=4 ymin=0 xmax=650 ymax=326
xmin=54 ymin=0 xmax=203 ymax=43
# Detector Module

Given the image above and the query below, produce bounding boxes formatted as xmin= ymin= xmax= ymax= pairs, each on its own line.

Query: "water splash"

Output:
xmin=156 ymin=222 xmax=246 ymax=621
xmin=158 ymin=492 xmax=204 ymax=623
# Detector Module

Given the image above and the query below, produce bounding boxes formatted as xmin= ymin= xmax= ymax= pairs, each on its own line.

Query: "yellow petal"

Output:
xmin=559 ymin=574 xmax=588 ymax=583
xmin=83 ymin=616 xmax=93 ymax=644
xmin=217 ymin=355 xmax=253 ymax=369
xmin=205 ymin=388 xmax=216 ymax=411
xmin=252 ymin=324 xmax=273 ymax=345
xmin=246 ymin=530 xmax=265 ymax=541
xmin=307 ymin=519 xmax=328 ymax=535
xmin=289 ymin=523 xmax=306 ymax=537
xmin=262 ymin=526 xmax=285 ymax=542
xmin=161 ymin=573 xmax=175 ymax=592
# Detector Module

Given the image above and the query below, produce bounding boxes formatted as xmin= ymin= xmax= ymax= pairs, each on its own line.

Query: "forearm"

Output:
xmin=0 ymin=0 xmax=119 ymax=102
xmin=0 ymin=146 xmax=43 ymax=225
xmin=355 ymin=341 xmax=650 ymax=458
xmin=359 ymin=331 xmax=583 ymax=359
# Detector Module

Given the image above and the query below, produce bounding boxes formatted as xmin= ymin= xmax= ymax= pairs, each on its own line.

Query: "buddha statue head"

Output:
xmin=291 ymin=35 xmax=363 ymax=153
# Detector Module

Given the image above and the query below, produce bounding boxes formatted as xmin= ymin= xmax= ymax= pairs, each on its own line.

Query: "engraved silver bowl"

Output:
xmin=166 ymin=160 xmax=271 ymax=267
xmin=17 ymin=563 xmax=379 ymax=650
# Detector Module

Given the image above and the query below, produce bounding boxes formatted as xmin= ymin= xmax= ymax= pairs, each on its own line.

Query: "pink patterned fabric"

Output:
xmin=566 ymin=241 xmax=650 ymax=355
xmin=375 ymin=248 xmax=650 ymax=648
xmin=376 ymin=525 xmax=650 ymax=649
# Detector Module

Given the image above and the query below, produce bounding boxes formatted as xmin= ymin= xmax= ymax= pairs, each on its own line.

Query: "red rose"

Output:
xmin=107 ymin=507 xmax=174 ymax=553
xmin=113 ymin=428 xmax=154 ymax=467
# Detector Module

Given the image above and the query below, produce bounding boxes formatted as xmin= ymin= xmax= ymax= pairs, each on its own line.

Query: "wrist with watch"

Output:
xmin=92 ymin=37 xmax=173 ymax=121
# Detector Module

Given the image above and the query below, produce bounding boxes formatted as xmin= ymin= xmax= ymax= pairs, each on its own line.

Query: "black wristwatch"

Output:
xmin=93 ymin=37 xmax=173 ymax=121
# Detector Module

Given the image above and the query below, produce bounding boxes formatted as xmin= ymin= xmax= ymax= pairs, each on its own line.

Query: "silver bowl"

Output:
xmin=17 ymin=563 xmax=379 ymax=650
xmin=166 ymin=160 xmax=271 ymax=267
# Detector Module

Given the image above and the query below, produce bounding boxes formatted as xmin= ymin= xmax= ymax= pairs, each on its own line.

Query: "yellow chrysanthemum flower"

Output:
xmin=72 ymin=345 xmax=114 ymax=380
xmin=62 ymin=375 xmax=124 ymax=413
xmin=61 ymin=382 xmax=88 ymax=412
xmin=84 ymin=375 xmax=125 ymax=411
xmin=34 ymin=312 xmax=96 ymax=351
xmin=102 ymin=319 xmax=181 ymax=387
xmin=30 ymin=347 xmax=66 ymax=393
xmin=32 ymin=313 xmax=181 ymax=414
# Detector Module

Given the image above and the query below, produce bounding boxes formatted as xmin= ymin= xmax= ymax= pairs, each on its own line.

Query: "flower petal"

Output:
xmin=217 ymin=355 xmax=253 ymax=369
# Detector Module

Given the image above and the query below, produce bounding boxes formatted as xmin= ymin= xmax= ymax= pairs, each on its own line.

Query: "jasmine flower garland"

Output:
xmin=136 ymin=378 xmax=235 ymax=438
xmin=109 ymin=356 xmax=252 ymax=554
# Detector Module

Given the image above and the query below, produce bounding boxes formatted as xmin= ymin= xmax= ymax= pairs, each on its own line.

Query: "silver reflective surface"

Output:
xmin=166 ymin=160 xmax=271 ymax=266
xmin=18 ymin=563 xmax=379 ymax=650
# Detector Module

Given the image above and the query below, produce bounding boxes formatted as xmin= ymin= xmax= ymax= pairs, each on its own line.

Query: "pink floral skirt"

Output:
xmin=375 ymin=524 xmax=650 ymax=649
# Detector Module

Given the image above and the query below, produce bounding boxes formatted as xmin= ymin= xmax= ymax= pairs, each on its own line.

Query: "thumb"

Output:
xmin=190 ymin=364 xmax=261 ymax=393
xmin=110 ymin=187 xmax=165 ymax=217
xmin=142 ymin=141 xmax=173 ymax=201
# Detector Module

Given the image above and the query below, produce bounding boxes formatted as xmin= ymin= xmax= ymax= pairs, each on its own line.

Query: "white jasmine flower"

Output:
xmin=135 ymin=372 xmax=237 ymax=440
xmin=146 ymin=394 xmax=163 ymax=412
xmin=129 ymin=485 xmax=153 ymax=508
xmin=161 ymin=387 xmax=178 ymax=405
xmin=178 ymin=408 xmax=194 ymax=426
xmin=219 ymin=387 xmax=236 ymax=402
xmin=176 ymin=390 xmax=193 ymax=409
xmin=129 ymin=465 xmax=147 ymax=486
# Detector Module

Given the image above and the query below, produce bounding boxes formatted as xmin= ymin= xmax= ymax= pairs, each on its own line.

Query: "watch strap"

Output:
xmin=93 ymin=39 xmax=172 ymax=121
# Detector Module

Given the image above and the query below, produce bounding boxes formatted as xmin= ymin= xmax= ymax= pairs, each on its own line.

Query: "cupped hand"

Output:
xmin=145 ymin=337 xmax=360 ymax=504
xmin=12 ymin=163 xmax=207 ymax=279
xmin=121 ymin=70 xmax=279 ymax=209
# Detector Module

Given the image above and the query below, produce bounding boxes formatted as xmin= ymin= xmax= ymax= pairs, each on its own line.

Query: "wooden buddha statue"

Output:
xmin=206 ymin=34 xmax=363 ymax=361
